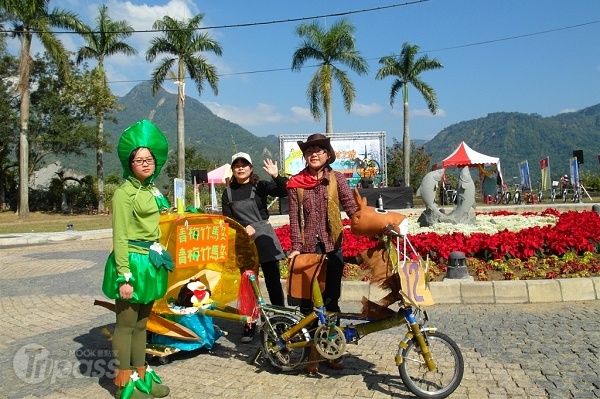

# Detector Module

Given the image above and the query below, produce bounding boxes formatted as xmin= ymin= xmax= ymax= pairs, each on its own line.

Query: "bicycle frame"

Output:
xmin=245 ymin=226 xmax=464 ymax=398
xmin=248 ymin=271 xmax=438 ymax=367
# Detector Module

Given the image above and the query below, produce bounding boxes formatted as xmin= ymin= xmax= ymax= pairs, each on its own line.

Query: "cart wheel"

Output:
xmin=158 ymin=355 xmax=170 ymax=365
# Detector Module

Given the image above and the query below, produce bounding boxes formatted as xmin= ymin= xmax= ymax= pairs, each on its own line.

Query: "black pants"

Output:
xmin=322 ymin=249 xmax=344 ymax=312
xmin=261 ymin=260 xmax=285 ymax=306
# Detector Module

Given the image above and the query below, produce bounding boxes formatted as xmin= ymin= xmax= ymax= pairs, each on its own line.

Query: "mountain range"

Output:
xmin=64 ymin=81 xmax=280 ymax=178
xmin=60 ymin=81 xmax=600 ymax=186
xmin=423 ymin=105 xmax=600 ymax=184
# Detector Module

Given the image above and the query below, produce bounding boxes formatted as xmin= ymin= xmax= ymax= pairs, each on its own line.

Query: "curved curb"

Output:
xmin=259 ymin=277 xmax=600 ymax=305
xmin=3 ymin=228 xmax=599 ymax=303
xmin=0 ymin=229 xmax=112 ymax=246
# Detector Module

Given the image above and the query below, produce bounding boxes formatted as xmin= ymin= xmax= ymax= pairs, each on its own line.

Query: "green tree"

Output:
xmin=164 ymin=146 xmax=216 ymax=184
xmin=75 ymin=4 xmax=136 ymax=213
xmin=0 ymin=0 xmax=84 ymax=217
xmin=291 ymin=18 xmax=368 ymax=133
xmin=387 ymin=139 xmax=432 ymax=190
xmin=27 ymin=54 xmax=94 ymax=175
xmin=376 ymin=42 xmax=443 ymax=187
xmin=146 ymin=13 xmax=222 ymax=180
xmin=0 ymin=51 xmax=19 ymax=210
xmin=163 ymin=146 xmax=219 ymax=209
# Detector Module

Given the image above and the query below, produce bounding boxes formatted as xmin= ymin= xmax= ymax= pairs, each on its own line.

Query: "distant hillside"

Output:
xmin=423 ymin=104 xmax=600 ymax=183
xmin=61 ymin=81 xmax=279 ymax=178
xmin=57 ymin=82 xmax=600 ymax=187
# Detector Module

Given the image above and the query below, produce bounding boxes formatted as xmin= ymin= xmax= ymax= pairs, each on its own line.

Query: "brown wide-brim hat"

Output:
xmin=297 ymin=133 xmax=336 ymax=164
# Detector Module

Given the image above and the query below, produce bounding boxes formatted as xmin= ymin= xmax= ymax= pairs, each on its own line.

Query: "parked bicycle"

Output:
xmin=246 ymin=223 xmax=464 ymax=399
xmin=441 ymin=184 xmax=457 ymax=205
xmin=512 ymin=184 xmax=522 ymax=205
xmin=494 ymin=184 xmax=511 ymax=204
xmin=550 ymin=181 xmax=558 ymax=203
xmin=560 ymin=178 xmax=569 ymax=203
xmin=571 ymin=183 xmax=581 ymax=203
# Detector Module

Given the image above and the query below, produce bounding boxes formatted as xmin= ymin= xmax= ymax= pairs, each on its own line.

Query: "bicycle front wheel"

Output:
xmin=398 ymin=331 xmax=464 ymax=399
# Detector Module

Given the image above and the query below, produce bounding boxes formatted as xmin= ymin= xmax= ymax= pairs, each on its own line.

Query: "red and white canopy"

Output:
xmin=433 ymin=141 xmax=501 ymax=171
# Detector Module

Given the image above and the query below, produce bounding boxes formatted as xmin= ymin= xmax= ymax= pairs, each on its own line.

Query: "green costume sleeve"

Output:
xmin=112 ymin=186 xmax=133 ymax=276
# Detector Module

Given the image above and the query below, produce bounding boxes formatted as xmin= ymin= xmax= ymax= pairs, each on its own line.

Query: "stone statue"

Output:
xmin=417 ymin=166 xmax=476 ymax=227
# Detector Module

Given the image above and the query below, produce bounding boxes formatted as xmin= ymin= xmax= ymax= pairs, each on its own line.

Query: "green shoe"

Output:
xmin=115 ymin=387 xmax=153 ymax=399
xmin=129 ymin=389 xmax=153 ymax=399
xmin=150 ymin=382 xmax=170 ymax=398
xmin=142 ymin=365 xmax=170 ymax=397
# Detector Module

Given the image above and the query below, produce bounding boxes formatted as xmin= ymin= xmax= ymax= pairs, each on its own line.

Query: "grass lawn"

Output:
xmin=0 ymin=211 xmax=113 ymax=234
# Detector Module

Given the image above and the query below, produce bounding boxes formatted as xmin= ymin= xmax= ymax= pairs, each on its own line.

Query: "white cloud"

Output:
xmin=391 ymin=107 xmax=446 ymax=118
xmin=290 ymin=106 xmax=313 ymax=121
xmin=351 ymin=102 xmax=384 ymax=117
xmin=559 ymin=108 xmax=577 ymax=114
xmin=101 ymin=0 xmax=199 ymax=54
xmin=203 ymin=102 xmax=285 ymax=127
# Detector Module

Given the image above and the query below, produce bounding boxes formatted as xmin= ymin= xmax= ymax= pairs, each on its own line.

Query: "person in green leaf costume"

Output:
xmin=102 ymin=119 xmax=172 ymax=399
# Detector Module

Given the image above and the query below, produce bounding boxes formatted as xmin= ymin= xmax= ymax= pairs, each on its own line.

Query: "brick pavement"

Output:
xmin=0 ymin=239 xmax=599 ymax=399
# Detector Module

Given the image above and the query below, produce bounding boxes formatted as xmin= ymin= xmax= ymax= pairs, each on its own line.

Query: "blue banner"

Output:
xmin=518 ymin=160 xmax=531 ymax=190
xmin=569 ymin=157 xmax=579 ymax=186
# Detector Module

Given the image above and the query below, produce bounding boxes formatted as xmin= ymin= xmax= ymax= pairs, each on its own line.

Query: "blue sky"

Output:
xmin=38 ymin=0 xmax=600 ymax=144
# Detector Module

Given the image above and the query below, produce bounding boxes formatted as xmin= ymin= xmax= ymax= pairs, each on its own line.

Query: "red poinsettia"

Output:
xmin=274 ymin=210 xmax=600 ymax=280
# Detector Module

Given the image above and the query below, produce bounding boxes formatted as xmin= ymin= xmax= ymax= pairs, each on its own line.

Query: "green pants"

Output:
xmin=113 ymin=300 xmax=153 ymax=369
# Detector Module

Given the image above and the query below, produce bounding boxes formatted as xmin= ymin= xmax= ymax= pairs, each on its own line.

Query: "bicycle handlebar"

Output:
xmin=385 ymin=223 xmax=401 ymax=238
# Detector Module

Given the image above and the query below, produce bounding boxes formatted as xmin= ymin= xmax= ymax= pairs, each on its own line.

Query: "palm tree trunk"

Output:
xmin=18 ymin=35 xmax=32 ymax=218
xmin=403 ymin=100 xmax=410 ymax=188
xmin=96 ymin=113 xmax=105 ymax=213
xmin=325 ymin=102 xmax=333 ymax=134
xmin=176 ymin=80 xmax=185 ymax=180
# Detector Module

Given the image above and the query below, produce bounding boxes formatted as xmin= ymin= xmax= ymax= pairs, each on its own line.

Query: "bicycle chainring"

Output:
xmin=313 ymin=324 xmax=347 ymax=360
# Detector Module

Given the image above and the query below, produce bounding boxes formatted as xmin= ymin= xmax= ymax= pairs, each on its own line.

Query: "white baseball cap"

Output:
xmin=231 ymin=152 xmax=252 ymax=165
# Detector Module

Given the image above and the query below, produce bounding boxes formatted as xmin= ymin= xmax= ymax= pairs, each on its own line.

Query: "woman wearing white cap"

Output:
xmin=222 ymin=152 xmax=288 ymax=342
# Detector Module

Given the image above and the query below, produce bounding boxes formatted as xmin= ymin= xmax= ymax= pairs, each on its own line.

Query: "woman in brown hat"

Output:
xmin=286 ymin=133 xmax=359 ymax=374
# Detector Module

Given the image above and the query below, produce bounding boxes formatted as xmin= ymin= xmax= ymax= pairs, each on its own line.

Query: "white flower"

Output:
xmin=123 ymin=272 xmax=133 ymax=282
xmin=150 ymin=242 xmax=163 ymax=255
xmin=407 ymin=214 xmax=558 ymax=236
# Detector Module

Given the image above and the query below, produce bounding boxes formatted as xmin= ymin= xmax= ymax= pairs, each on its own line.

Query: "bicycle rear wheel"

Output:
xmin=260 ymin=314 xmax=310 ymax=372
xmin=398 ymin=331 xmax=464 ymax=399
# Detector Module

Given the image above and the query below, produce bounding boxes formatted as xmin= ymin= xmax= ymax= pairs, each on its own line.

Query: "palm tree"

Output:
xmin=0 ymin=0 xmax=84 ymax=217
xmin=376 ymin=42 xmax=443 ymax=188
xmin=292 ymin=18 xmax=368 ymax=134
xmin=146 ymin=14 xmax=222 ymax=180
xmin=76 ymin=4 xmax=137 ymax=213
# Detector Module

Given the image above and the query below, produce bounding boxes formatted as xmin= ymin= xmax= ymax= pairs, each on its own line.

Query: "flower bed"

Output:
xmin=274 ymin=209 xmax=600 ymax=282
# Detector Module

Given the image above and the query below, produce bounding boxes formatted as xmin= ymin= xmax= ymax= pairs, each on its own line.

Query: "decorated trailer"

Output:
xmin=279 ymin=132 xmax=387 ymax=187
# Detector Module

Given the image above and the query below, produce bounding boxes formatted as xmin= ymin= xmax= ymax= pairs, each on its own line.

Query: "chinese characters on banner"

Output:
xmin=175 ymin=223 xmax=229 ymax=268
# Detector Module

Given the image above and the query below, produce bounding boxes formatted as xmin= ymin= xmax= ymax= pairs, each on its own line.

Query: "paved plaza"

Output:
xmin=0 ymin=237 xmax=599 ymax=399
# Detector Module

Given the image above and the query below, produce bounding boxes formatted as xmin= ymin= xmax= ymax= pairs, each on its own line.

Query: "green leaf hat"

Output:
xmin=117 ymin=119 xmax=169 ymax=182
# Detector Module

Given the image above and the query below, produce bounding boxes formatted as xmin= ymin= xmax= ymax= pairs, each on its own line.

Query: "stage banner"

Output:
xmin=279 ymin=132 xmax=386 ymax=187
xmin=518 ymin=160 xmax=532 ymax=190
xmin=539 ymin=157 xmax=551 ymax=191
